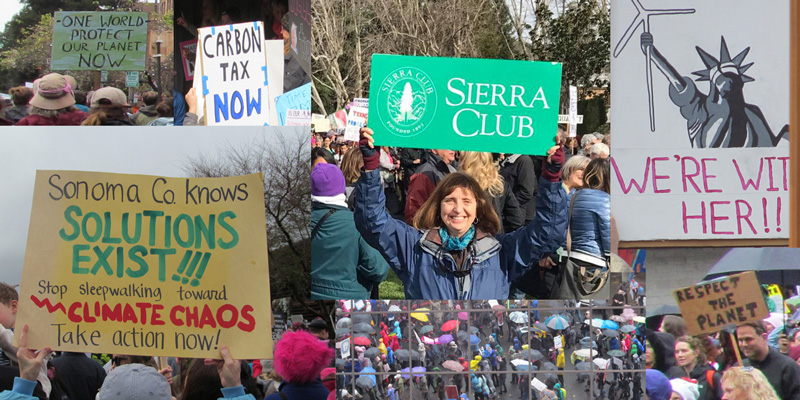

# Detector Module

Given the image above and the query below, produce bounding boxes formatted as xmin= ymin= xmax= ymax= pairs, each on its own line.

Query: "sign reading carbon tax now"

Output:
xmin=52 ymin=12 xmax=147 ymax=71
xmin=369 ymin=55 xmax=562 ymax=155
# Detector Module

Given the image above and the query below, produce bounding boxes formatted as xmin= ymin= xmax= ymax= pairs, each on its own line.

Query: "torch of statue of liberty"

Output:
xmin=613 ymin=0 xmax=788 ymax=148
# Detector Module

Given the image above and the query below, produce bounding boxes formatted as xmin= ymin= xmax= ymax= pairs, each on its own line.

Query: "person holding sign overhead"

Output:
xmin=353 ymin=127 xmax=568 ymax=300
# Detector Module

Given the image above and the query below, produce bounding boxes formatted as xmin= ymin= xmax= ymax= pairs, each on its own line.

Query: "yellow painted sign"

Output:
xmin=15 ymin=171 xmax=271 ymax=359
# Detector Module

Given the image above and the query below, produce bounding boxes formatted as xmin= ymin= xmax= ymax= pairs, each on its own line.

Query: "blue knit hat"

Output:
xmin=311 ymin=163 xmax=345 ymax=196
xmin=646 ymin=369 xmax=672 ymax=400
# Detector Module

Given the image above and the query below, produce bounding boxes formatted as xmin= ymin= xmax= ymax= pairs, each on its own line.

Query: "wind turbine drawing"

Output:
xmin=613 ymin=0 xmax=695 ymax=132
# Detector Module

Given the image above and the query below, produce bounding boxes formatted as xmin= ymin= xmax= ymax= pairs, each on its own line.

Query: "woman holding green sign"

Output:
xmin=353 ymin=127 xmax=568 ymax=300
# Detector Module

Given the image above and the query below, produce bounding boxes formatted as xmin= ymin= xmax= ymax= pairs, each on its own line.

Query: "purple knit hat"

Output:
xmin=311 ymin=163 xmax=345 ymax=196
xmin=646 ymin=369 xmax=672 ymax=400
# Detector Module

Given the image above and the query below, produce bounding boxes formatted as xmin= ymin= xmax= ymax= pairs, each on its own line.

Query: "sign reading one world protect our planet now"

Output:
xmin=15 ymin=171 xmax=272 ymax=359
xmin=51 ymin=12 xmax=147 ymax=71
xmin=368 ymin=55 xmax=562 ymax=156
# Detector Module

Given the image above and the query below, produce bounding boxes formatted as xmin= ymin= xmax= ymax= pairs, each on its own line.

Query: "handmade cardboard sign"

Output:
xmin=274 ymin=82 xmax=311 ymax=126
xmin=674 ymin=271 xmax=767 ymax=336
xmin=51 ymin=12 xmax=147 ymax=71
xmin=15 ymin=170 xmax=272 ymax=359
xmin=198 ymin=22 xmax=271 ymax=126
xmin=368 ymin=54 xmax=562 ymax=155
xmin=344 ymin=106 xmax=368 ymax=142
xmin=611 ymin=0 xmax=789 ymax=241
xmin=180 ymin=39 xmax=198 ymax=81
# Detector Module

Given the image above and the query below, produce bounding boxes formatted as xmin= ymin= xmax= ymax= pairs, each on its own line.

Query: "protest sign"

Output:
xmin=285 ymin=110 xmax=311 ymax=126
xmin=353 ymin=98 xmax=369 ymax=109
xmin=180 ymin=40 xmax=198 ymax=81
xmin=274 ymin=82 xmax=311 ymax=126
xmin=272 ymin=312 xmax=286 ymax=342
xmin=51 ymin=12 xmax=147 ymax=71
xmin=198 ymin=22 xmax=271 ymax=126
xmin=287 ymin=0 xmax=311 ymax=76
xmin=445 ymin=386 xmax=459 ymax=400
xmin=568 ymin=85 xmax=578 ymax=137
xmin=554 ymin=335 xmax=563 ymax=349
xmin=344 ymin=106 xmax=368 ymax=142
xmin=673 ymin=271 xmax=768 ymax=336
xmin=15 ymin=170 xmax=271 ymax=359
xmin=611 ymin=0 xmax=789 ymax=242
xmin=368 ymin=54 xmax=561 ymax=155
xmin=265 ymin=40 xmax=285 ymax=126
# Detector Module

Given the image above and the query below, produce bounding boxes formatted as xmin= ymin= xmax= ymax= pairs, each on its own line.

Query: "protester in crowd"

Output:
xmin=499 ymin=154 xmax=537 ymax=225
xmin=647 ymin=369 xmax=672 ymax=400
xmin=674 ymin=335 xmax=722 ymax=400
xmin=219 ymin=6 xmax=242 ymax=24
xmin=312 ymin=147 xmax=337 ymax=168
xmin=148 ymin=101 xmax=175 ymax=126
xmin=81 ymin=87 xmax=133 ymax=126
xmin=404 ymin=148 xmax=457 ymax=224
xmin=661 ymin=316 xmax=690 ymax=339
xmin=131 ymin=91 xmax=160 ymax=125
xmin=5 ymin=86 xmax=33 ymax=123
xmin=646 ymin=329 xmax=685 ymax=378
xmin=264 ymin=330 xmax=332 ymax=400
xmin=379 ymin=146 xmax=403 ymax=219
xmin=310 ymin=162 xmax=389 ymax=299
xmin=670 ymin=377 xmax=700 ymax=400
xmin=353 ymin=127 xmax=567 ymax=299
xmin=339 ymin=147 xmax=364 ymax=209
xmin=720 ymin=366 xmax=780 ymax=400
xmin=561 ymin=155 xmax=589 ymax=194
xmin=15 ymin=73 xmax=87 ymax=126
xmin=51 ymin=351 xmax=106 ymax=399
xmin=579 ymin=133 xmax=599 ymax=156
xmin=459 ymin=151 xmax=524 ymax=234
xmin=737 ymin=321 xmax=800 ymax=399
xmin=589 ymin=143 xmax=610 ymax=159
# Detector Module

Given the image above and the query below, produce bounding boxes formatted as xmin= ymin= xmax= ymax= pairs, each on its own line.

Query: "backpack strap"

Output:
xmin=312 ymin=208 xmax=337 ymax=239
xmin=706 ymin=369 xmax=715 ymax=390
xmin=279 ymin=388 xmax=289 ymax=400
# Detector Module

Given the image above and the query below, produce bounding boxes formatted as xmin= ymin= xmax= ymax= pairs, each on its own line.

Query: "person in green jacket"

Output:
xmin=310 ymin=163 xmax=389 ymax=299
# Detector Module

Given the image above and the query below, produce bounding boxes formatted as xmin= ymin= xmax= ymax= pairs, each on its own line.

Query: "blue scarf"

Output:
xmin=439 ymin=225 xmax=475 ymax=251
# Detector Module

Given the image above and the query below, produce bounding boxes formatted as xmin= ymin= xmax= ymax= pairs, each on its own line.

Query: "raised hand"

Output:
xmin=16 ymin=325 xmax=53 ymax=382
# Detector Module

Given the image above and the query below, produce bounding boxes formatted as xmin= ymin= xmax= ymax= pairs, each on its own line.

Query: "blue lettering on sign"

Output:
xmin=261 ymin=66 xmax=268 ymax=86
xmin=202 ymin=76 xmax=209 ymax=96
xmin=212 ymin=89 xmax=263 ymax=122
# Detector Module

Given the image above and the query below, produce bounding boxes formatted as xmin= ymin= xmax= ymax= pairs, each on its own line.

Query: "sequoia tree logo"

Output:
xmin=377 ymin=67 xmax=437 ymax=137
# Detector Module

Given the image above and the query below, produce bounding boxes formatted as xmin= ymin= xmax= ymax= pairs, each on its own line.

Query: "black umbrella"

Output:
xmin=352 ymin=313 xmax=373 ymax=324
xmin=457 ymin=331 xmax=469 ymax=341
xmin=394 ymin=349 xmax=421 ymax=361
xmin=533 ymin=323 xmax=551 ymax=333
xmin=353 ymin=323 xmax=375 ymax=335
xmin=580 ymin=337 xmax=597 ymax=349
xmin=355 ymin=376 xmax=375 ymax=389
xmin=469 ymin=326 xmax=479 ymax=333
xmin=575 ymin=362 xmax=592 ymax=371
xmin=336 ymin=328 xmax=352 ymax=337
xmin=541 ymin=361 xmax=557 ymax=371
xmin=335 ymin=359 xmax=346 ymax=368
xmin=603 ymin=329 xmax=619 ymax=337
xmin=645 ymin=304 xmax=680 ymax=318
xmin=364 ymin=347 xmax=380 ymax=358
xmin=704 ymin=248 xmax=800 ymax=284
xmin=518 ymin=349 xmax=544 ymax=361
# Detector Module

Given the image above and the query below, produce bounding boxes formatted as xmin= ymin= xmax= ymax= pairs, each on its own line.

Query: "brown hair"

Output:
xmin=142 ymin=91 xmax=160 ymax=106
xmin=9 ymin=87 xmax=33 ymax=106
xmin=675 ymin=335 xmax=707 ymax=365
xmin=738 ymin=321 xmax=768 ymax=336
xmin=0 ymin=283 xmax=18 ymax=306
xmin=156 ymin=101 xmax=173 ymax=118
xmin=339 ymin=147 xmax=363 ymax=185
xmin=660 ymin=315 xmax=688 ymax=338
xmin=412 ymin=172 xmax=501 ymax=235
xmin=82 ymin=104 xmax=128 ymax=126
xmin=583 ymin=157 xmax=609 ymax=193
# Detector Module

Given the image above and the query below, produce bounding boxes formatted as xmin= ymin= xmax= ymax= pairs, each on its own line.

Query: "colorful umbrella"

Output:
xmin=442 ymin=360 xmax=465 ymax=371
xmin=589 ymin=318 xmax=605 ymax=328
xmin=458 ymin=312 xmax=469 ymax=320
xmin=410 ymin=313 xmax=429 ymax=322
xmin=510 ymin=312 xmax=528 ymax=323
xmin=633 ymin=316 xmax=646 ymax=324
xmin=470 ymin=334 xmax=481 ymax=345
xmin=620 ymin=325 xmax=637 ymax=333
xmin=442 ymin=320 xmax=459 ymax=331
xmin=420 ymin=325 xmax=434 ymax=334
xmin=421 ymin=336 xmax=436 ymax=345
xmin=608 ymin=350 xmax=626 ymax=358
xmin=353 ymin=336 xmax=371 ymax=346
xmin=601 ymin=320 xmax=619 ymax=330
xmin=545 ymin=315 xmax=570 ymax=330
xmin=401 ymin=366 xmax=426 ymax=378
xmin=437 ymin=334 xmax=454 ymax=344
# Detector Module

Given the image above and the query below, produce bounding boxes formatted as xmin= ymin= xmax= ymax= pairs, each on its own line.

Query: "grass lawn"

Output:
xmin=378 ymin=268 xmax=405 ymax=299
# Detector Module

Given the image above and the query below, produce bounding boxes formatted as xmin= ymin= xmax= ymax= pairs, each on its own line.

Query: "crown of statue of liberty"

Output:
xmin=692 ymin=36 xmax=754 ymax=83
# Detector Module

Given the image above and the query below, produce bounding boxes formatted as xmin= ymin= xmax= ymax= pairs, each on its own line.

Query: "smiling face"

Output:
xmin=737 ymin=325 xmax=768 ymax=361
xmin=674 ymin=341 xmax=697 ymax=368
xmin=440 ymin=186 xmax=476 ymax=238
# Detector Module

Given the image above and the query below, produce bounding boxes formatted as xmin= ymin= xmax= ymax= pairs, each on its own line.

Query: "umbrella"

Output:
xmin=580 ymin=337 xmax=597 ymax=349
xmin=705 ymin=248 xmax=800 ymax=284
xmin=336 ymin=317 xmax=352 ymax=329
xmin=587 ymin=319 xmax=604 ymax=328
xmin=442 ymin=320 xmax=459 ymax=331
xmin=457 ymin=331 xmax=469 ymax=341
xmin=622 ymin=308 xmax=638 ymax=321
xmin=400 ymin=366 xmax=426 ymax=378
xmin=469 ymin=326 xmax=479 ymax=333
xmin=633 ymin=316 xmax=646 ymax=324
xmin=421 ymin=336 xmax=436 ymax=345
xmin=442 ymin=360 xmax=465 ymax=372
xmin=353 ymin=323 xmax=375 ymax=335
xmin=364 ymin=347 xmax=380 ymax=358
xmin=458 ymin=312 xmax=469 ymax=320
xmin=388 ymin=305 xmax=401 ymax=312
xmin=470 ymin=334 xmax=481 ymax=345
xmin=518 ymin=349 xmax=544 ymax=361
xmin=438 ymin=334 xmax=454 ymax=344
xmin=394 ymin=349 xmax=421 ymax=361
xmin=620 ymin=325 xmax=637 ymax=334
xmin=510 ymin=359 xmax=531 ymax=367
xmin=410 ymin=313 xmax=429 ymax=322
xmin=574 ymin=349 xmax=598 ymax=358
xmin=601 ymin=320 xmax=619 ymax=330
xmin=353 ymin=336 xmax=371 ymax=346
xmin=352 ymin=313 xmax=372 ymax=325
xmin=514 ymin=363 xmax=533 ymax=371
xmin=608 ymin=350 xmax=625 ymax=358
xmin=533 ymin=323 xmax=551 ymax=333
xmin=593 ymin=358 xmax=609 ymax=369
xmin=355 ymin=376 xmax=375 ymax=389
xmin=335 ymin=359 xmax=346 ymax=368
xmin=545 ymin=315 xmax=570 ymax=330
xmin=541 ymin=362 xmax=557 ymax=371
xmin=603 ymin=329 xmax=619 ymax=337
xmin=335 ymin=328 xmax=352 ymax=337
xmin=646 ymin=304 xmax=681 ymax=318
xmin=610 ymin=315 xmax=627 ymax=323
xmin=575 ymin=362 xmax=592 ymax=371
xmin=510 ymin=312 xmax=528 ymax=324
xmin=420 ymin=325 xmax=434 ymax=334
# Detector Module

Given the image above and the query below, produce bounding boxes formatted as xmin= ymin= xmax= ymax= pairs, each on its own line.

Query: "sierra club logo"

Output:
xmin=378 ymin=67 xmax=436 ymax=137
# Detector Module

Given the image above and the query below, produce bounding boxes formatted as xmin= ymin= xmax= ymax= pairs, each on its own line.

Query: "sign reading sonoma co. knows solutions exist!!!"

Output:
xmin=15 ymin=171 xmax=272 ymax=359
xmin=51 ymin=12 xmax=147 ymax=71
xmin=369 ymin=55 xmax=562 ymax=156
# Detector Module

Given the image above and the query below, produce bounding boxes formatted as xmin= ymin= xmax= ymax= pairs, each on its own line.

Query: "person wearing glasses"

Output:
xmin=354 ymin=127 xmax=568 ymax=300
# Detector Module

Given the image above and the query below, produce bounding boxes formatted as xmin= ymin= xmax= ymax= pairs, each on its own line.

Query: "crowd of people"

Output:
xmin=334 ymin=299 xmax=645 ymax=400
xmin=310 ymin=124 xmax=614 ymax=300
xmin=645 ymin=303 xmax=800 ymax=400
xmin=0 ymin=282 xmax=337 ymax=400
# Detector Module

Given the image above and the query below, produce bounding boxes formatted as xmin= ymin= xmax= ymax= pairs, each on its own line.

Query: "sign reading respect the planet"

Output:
xmin=368 ymin=55 xmax=562 ymax=156
xmin=15 ymin=171 xmax=272 ymax=359
xmin=199 ymin=22 xmax=271 ymax=126
xmin=51 ymin=12 xmax=147 ymax=71
xmin=673 ymin=271 xmax=767 ymax=336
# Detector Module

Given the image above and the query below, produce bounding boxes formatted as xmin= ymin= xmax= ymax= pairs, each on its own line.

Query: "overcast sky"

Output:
xmin=0 ymin=126 xmax=305 ymax=285
xmin=0 ymin=0 xmax=24 ymax=32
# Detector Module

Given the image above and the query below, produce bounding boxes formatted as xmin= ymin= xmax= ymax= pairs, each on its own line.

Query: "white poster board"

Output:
xmin=611 ymin=0 xmax=789 ymax=241
xmin=198 ymin=22 xmax=270 ymax=126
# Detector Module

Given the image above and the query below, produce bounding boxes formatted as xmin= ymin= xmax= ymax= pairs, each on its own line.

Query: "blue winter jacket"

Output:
xmin=567 ymin=188 xmax=611 ymax=263
xmin=353 ymin=169 xmax=565 ymax=300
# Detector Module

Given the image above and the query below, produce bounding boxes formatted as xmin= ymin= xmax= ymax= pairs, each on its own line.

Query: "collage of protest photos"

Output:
xmin=0 ymin=0 xmax=799 ymax=400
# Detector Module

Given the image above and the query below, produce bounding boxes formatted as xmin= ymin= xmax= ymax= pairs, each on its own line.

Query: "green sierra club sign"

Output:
xmin=368 ymin=55 xmax=562 ymax=155
xmin=51 ymin=12 xmax=147 ymax=71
